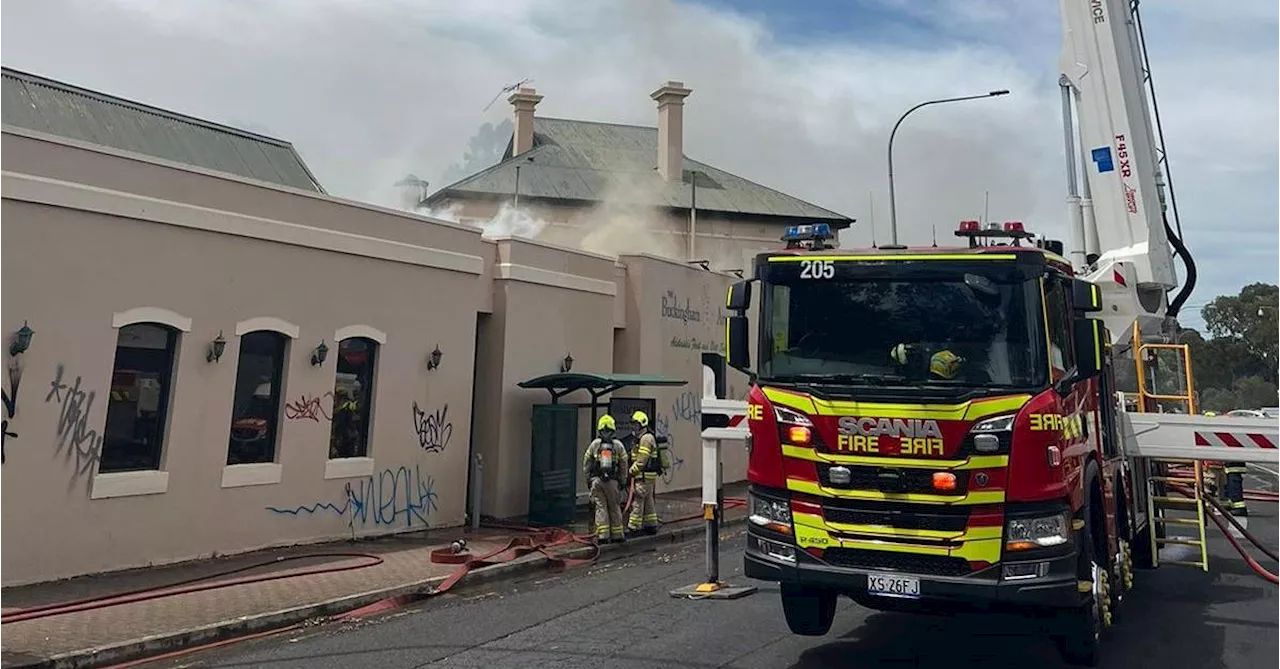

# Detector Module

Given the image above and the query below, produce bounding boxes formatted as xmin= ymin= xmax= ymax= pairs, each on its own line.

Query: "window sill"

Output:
xmin=325 ymin=457 xmax=375 ymax=480
xmin=221 ymin=463 xmax=284 ymax=488
xmin=90 ymin=470 xmax=170 ymax=500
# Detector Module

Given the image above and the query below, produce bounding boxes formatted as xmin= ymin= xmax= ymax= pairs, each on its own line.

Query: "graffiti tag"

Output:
xmin=285 ymin=392 xmax=333 ymax=422
xmin=45 ymin=364 xmax=103 ymax=479
xmin=266 ymin=464 xmax=439 ymax=531
xmin=2 ymin=363 xmax=20 ymax=465
xmin=672 ymin=391 xmax=701 ymax=424
xmin=413 ymin=402 xmax=453 ymax=453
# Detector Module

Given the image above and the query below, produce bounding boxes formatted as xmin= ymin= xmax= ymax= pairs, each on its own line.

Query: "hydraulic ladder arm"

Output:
xmin=1057 ymin=0 xmax=1196 ymax=345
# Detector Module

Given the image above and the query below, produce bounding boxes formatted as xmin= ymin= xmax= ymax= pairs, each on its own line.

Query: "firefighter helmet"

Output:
xmin=597 ymin=414 xmax=617 ymax=431
xmin=631 ymin=410 xmax=650 ymax=428
xmin=930 ymin=350 xmax=965 ymax=380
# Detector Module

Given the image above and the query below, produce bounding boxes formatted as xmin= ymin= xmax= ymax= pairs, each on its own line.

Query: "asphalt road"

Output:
xmin=143 ymin=490 xmax=1277 ymax=669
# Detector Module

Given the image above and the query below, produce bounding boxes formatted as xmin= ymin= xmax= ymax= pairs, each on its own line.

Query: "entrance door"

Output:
xmin=528 ymin=404 xmax=579 ymax=526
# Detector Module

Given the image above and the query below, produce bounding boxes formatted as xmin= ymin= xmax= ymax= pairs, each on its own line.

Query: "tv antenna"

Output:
xmin=484 ymin=78 xmax=534 ymax=111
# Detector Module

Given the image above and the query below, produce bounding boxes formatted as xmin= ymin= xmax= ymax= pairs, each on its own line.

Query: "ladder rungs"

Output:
xmin=1154 ymin=517 xmax=1201 ymax=526
xmin=1156 ymin=537 xmax=1202 ymax=546
xmin=1149 ymin=476 xmax=1198 ymax=484
xmin=1152 ymin=496 xmax=1200 ymax=506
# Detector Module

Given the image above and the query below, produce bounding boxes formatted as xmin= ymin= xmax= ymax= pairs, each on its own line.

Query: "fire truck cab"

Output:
xmin=727 ymin=222 xmax=1137 ymax=666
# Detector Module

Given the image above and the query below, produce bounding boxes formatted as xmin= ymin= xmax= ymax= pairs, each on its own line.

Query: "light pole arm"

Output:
xmin=886 ymin=90 xmax=1010 ymax=245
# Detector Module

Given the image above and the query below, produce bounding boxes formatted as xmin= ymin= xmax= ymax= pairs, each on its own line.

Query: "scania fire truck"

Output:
xmin=726 ymin=221 xmax=1132 ymax=665
xmin=719 ymin=1 xmax=1278 ymax=665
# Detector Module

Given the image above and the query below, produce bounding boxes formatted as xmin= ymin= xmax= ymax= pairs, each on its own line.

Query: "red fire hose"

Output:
xmin=1166 ymin=482 xmax=1279 ymax=584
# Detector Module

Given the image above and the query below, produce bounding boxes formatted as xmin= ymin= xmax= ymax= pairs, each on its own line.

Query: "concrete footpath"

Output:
xmin=0 ymin=484 xmax=747 ymax=669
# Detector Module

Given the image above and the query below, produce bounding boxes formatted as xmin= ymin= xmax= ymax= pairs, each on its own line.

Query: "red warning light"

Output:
xmin=1003 ymin=221 xmax=1025 ymax=233
xmin=957 ymin=220 xmax=981 ymax=232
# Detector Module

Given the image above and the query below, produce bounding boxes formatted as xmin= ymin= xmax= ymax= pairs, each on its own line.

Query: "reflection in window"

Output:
xmin=101 ymin=323 xmax=179 ymax=473
xmin=227 ymin=331 xmax=287 ymax=465
xmin=329 ymin=337 xmax=377 ymax=459
xmin=1043 ymin=278 xmax=1074 ymax=380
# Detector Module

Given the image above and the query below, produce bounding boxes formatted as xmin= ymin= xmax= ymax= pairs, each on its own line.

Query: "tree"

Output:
xmin=439 ymin=119 xmax=514 ymax=186
xmin=1201 ymin=282 xmax=1278 ymax=382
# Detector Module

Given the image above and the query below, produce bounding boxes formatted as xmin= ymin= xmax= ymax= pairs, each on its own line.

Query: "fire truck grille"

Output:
xmin=822 ymin=501 xmax=970 ymax=532
xmin=816 ymin=463 xmax=970 ymax=495
xmin=822 ymin=547 xmax=971 ymax=576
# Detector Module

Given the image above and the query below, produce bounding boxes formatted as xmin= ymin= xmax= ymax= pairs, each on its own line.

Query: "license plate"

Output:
xmin=867 ymin=574 xmax=920 ymax=598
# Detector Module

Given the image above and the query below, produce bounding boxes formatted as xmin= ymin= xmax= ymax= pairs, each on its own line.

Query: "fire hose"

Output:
xmin=1166 ymin=481 xmax=1279 ymax=584
xmin=5 ymin=495 xmax=747 ymax=626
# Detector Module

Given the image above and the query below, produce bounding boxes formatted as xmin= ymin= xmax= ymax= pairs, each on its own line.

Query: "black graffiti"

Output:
xmin=672 ymin=391 xmax=701 ymax=423
xmin=45 ymin=364 xmax=103 ymax=479
xmin=2 ymin=363 xmax=20 ymax=465
xmin=413 ymin=402 xmax=453 ymax=453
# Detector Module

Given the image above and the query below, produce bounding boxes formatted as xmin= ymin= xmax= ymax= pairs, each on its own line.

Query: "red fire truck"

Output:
xmin=724 ymin=221 xmax=1141 ymax=666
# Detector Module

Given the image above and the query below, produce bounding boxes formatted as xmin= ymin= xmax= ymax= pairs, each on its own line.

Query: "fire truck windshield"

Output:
xmin=758 ymin=268 xmax=1048 ymax=390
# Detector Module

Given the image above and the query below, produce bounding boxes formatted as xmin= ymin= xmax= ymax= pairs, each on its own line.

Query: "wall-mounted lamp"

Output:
xmin=206 ymin=331 xmax=227 ymax=363
xmin=427 ymin=344 xmax=443 ymax=371
xmin=311 ymin=340 xmax=329 ymax=367
xmin=9 ymin=321 xmax=33 ymax=357
xmin=560 ymin=353 xmax=574 ymax=373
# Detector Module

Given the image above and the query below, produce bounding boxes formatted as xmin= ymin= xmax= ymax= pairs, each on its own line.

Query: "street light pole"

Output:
xmin=887 ymin=89 xmax=1010 ymax=245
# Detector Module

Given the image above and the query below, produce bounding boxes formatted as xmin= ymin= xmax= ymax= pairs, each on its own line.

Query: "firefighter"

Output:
xmin=584 ymin=414 xmax=628 ymax=543
xmin=627 ymin=410 xmax=662 ymax=535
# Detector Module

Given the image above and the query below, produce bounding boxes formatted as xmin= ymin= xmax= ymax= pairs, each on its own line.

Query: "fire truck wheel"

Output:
xmin=1056 ymin=474 xmax=1107 ymax=667
xmin=780 ymin=584 xmax=838 ymax=636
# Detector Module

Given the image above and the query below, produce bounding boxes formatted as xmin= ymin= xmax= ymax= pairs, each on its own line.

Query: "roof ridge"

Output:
xmin=536 ymin=116 xmax=655 ymax=132
xmin=682 ymin=158 xmax=849 ymax=221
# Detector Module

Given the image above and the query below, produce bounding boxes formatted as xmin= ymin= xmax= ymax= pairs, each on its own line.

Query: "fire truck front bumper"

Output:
xmin=744 ymin=528 xmax=1082 ymax=611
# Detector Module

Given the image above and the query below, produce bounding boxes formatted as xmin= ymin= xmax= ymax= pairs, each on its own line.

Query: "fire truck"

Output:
xmin=719 ymin=1 xmax=1278 ymax=666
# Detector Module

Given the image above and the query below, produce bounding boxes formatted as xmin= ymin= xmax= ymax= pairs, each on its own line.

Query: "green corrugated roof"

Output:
xmin=1 ymin=67 xmax=324 ymax=193
xmin=426 ymin=117 xmax=851 ymax=224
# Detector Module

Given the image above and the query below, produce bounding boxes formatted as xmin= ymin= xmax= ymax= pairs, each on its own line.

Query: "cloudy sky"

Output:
xmin=3 ymin=0 xmax=1276 ymax=327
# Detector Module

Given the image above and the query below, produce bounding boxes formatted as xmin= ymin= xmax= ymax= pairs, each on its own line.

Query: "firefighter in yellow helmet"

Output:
xmin=626 ymin=410 xmax=662 ymax=535
xmin=583 ymin=414 xmax=629 ymax=543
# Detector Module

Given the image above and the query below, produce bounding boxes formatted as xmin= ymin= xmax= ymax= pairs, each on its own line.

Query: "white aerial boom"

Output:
xmin=1058 ymin=0 xmax=1197 ymax=344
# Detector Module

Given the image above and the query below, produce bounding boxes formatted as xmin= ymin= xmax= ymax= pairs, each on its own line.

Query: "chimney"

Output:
xmin=508 ymin=87 xmax=543 ymax=157
xmin=651 ymin=81 xmax=692 ymax=182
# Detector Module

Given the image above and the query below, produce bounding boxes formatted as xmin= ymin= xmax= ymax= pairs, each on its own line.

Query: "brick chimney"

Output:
xmin=651 ymin=81 xmax=692 ymax=182
xmin=508 ymin=87 xmax=543 ymax=156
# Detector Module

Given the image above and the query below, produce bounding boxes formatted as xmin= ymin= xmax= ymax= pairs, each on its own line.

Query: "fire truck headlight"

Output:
xmin=748 ymin=492 xmax=793 ymax=535
xmin=969 ymin=414 xmax=1014 ymax=453
xmin=774 ymin=406 xmax=813 ymax=426
xmin=1005 ymin=511 xmax=1069 ymax=551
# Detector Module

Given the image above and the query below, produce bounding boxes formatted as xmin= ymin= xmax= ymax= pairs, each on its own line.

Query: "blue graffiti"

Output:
xmin=266 ymin=464 xmax=438 ymax=530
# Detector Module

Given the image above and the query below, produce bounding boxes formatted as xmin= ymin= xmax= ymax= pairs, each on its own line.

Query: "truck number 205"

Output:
xmin=799 ymin=260 xmax=835 ymax=279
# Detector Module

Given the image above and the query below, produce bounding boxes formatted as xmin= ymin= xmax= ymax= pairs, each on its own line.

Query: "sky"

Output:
xmin=2 ymin=0 xmax=1276 ymax=329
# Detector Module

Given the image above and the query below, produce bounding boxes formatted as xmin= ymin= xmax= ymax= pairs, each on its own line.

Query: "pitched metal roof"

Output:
xmin=1 ymin=67 xmax=324 ymax=193
xmin=427 ymin=117 xmax=850 ymax=224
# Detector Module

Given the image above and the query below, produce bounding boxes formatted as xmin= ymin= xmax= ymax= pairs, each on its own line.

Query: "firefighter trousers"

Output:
xmin=627 ymin=477 xmax=659 ymax=532
xmin=591 ymin=478 xmax=625 ymax=540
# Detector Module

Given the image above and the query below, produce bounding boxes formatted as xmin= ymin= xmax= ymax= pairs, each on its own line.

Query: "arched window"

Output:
xmin=101 ymin=323 xmax=179 ymax=473
xmin=226 ymin=331 xmax=288 ymax=465
xmin=329 ymin=337 xmax=378 ymax=459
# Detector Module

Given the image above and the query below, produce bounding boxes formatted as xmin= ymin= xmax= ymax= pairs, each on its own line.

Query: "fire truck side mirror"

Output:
xmin=726 ymin=315 xmax=751 ymax=372
xmin=1073 ymin=316 xmax=1106 ymax=379
xmin=727 ymin=280 xmax=753 ymax=312
xmin=1071 ymin=278 xmax=1102 ymax=313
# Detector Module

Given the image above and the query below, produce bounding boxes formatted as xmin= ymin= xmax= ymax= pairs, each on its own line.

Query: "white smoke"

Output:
xmin=417 ymin=201 xmax=550 ymax=240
